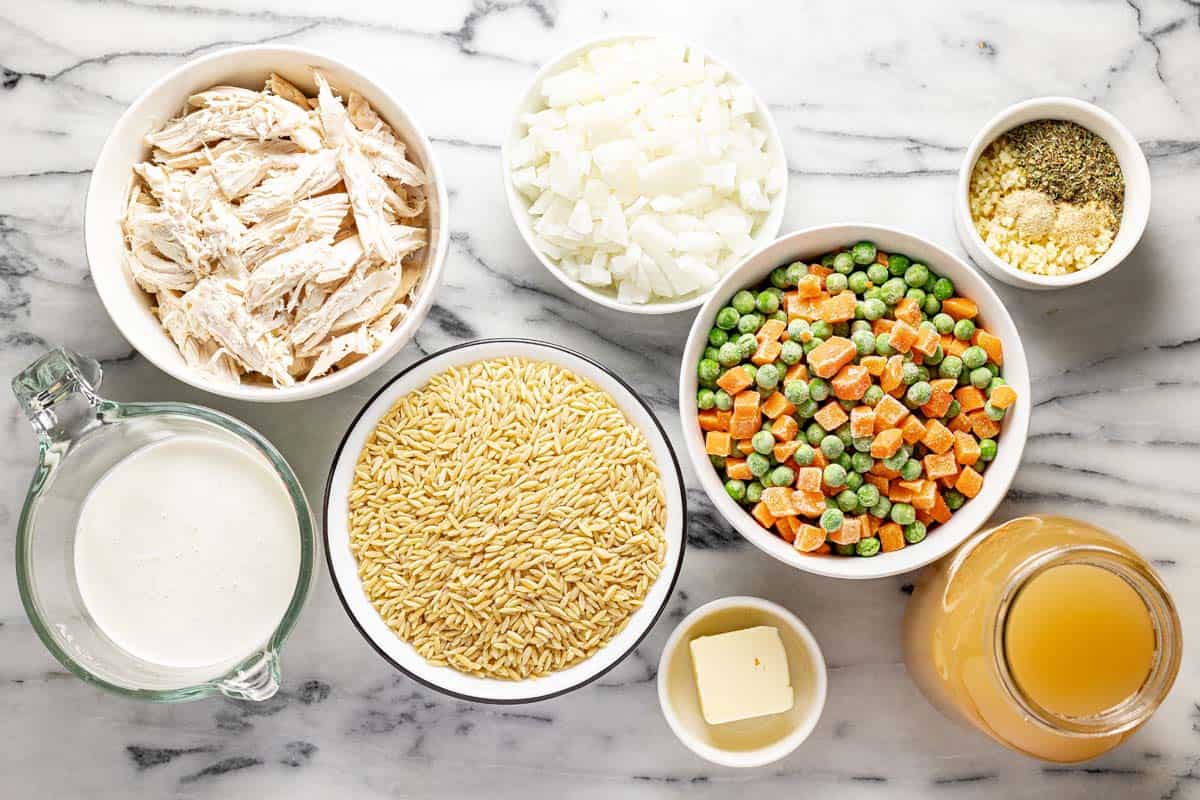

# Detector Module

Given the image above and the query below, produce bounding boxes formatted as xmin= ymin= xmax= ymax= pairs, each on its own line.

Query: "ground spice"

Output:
xmin=1005 ymin=120 xmax=1124 ymax=217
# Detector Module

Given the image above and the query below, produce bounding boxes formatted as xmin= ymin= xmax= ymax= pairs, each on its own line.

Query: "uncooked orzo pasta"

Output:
xmin=347 ymin=356 xmax=667 ymax=680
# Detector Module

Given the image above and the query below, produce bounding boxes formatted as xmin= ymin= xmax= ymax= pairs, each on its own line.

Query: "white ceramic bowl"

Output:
xmin=954 ymin=96 xmax=1150 ymax=291
xmin=84 ymin=45 xmax=450 ymax=402
xmin=324 ymin=339 xmax=687 ymax=703
xmin=679 ymin=224 xmax=1031 ymax=580
xmin=657 ymin=596 xmax=827 ymax=767
xmin=501 ymin=33 xmax=787 ymax=315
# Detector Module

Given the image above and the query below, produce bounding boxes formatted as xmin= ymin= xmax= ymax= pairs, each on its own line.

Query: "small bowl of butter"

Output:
xmin=657 ymin=596 xmax=827 ymax=767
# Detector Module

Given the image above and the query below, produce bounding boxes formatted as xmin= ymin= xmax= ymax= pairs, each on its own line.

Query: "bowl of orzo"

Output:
xmin=324 ymin=338 xmax=686 ymax=703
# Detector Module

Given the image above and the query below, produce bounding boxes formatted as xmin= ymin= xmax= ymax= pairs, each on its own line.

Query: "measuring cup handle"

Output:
xmin=216 ymin=650 xmax=282 ymax=702
xmin=12 ymin=346 xmax=106 ymax=445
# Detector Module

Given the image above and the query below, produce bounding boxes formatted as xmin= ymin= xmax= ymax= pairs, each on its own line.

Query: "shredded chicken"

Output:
xmin=122 ymin=70 xmax=429 ymax=387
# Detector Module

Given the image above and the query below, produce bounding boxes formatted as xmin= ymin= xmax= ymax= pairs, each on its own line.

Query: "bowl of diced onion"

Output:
xmin=502 ymin=34 xmax=788 ymax=315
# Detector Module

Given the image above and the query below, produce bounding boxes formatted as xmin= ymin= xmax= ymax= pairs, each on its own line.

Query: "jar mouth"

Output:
xmin=993 ymin=545 xmax=1182 ymax=738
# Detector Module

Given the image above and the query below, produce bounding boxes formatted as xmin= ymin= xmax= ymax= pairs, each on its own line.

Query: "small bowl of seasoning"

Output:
xmin=955 ymin=97 xmax=1150 ymax=290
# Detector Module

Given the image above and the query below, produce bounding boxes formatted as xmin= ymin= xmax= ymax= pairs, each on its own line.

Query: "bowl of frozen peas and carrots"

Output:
xmin=678 ymin=225 xmax=1031 ymax=580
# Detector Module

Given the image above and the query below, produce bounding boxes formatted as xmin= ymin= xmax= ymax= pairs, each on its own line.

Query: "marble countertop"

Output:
xmin=3 ymin=1 xmax=1198 ymax=797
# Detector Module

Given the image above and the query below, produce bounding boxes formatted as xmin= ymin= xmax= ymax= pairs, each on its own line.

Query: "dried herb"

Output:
xmin=1004 ymin=120 xmax=1124 ymax=217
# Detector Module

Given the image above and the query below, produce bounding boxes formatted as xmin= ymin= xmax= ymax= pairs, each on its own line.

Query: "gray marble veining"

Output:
xmin=2 ymin=1 xmax=1198 ymax=798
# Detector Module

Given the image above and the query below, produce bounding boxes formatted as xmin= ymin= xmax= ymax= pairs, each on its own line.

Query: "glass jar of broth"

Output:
xmin=903 ymin=515 xmax=1181 ymax=763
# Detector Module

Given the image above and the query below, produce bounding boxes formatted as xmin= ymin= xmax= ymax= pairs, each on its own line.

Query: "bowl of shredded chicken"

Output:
xmin=85 ymin=45 xmax=449 ymax=401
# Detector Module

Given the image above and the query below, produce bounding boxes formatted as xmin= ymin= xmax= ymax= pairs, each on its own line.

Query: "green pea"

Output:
xmin=924 ymin=344 xmax=944 ymax=367
xmin=752 ymin=430 xmax=775 ymax=455
xmin=851 ymin=320 xmax=872 ymax=333
xmin=771 ymin=466 xmax=795 ymax=487
xmin=836 ymin=489 xmax=860 ymax=513
xmin=708 ymin=328 xmax=728 ymax=347
xmin=806 ymin=423 xmax=826 ymax=446
xmin=756 ymin=291 xmax=780 ymax=315
xmin=979 ymin=438 xmax=997 ymax=461
xmin=821 ymin=434 xmax=845 ymax=459
xmin=808 ymin=378 xmax=830 ymax=402
xmin=962 ymin=346 xmax=987 ymax=370
xmin=845 ymin=471 xmax=864 ymax=491
xmin=820 ymin=507 xmax=845 ymax=532
xmin=795 ymin=399 xmax=819 ymax=419
xmin=824 ymin=463 xmax=848 ymax=488
xmin=883 ymin=447 xmax=910 ymax=471
xmin=856 ymin=537 xmax=881 ymax=557
xmin=901 ymin=361 xmax=921 ymax=386
xmin=943 ymin=489 xmax=965 ymax=510
xmin=953 ymin=318 xmax=976 ymax=341
xmin=786 ymin=319 xmax=810 ymax=341
xmin=735 ymin=332 xmax=758 ymax=358
xmin=904 ymin=521 xmax=927 ymax=544
xmin=945 ymin=399 xmax=961 ymax=419
xmin=987 ymin=375 xmax=1007 ymax=394
xmin=793 ymin=443 xmax=816 ymax=465
xmin=932 ymin=313 xmax=955 ymax=334
xmin=970 ymin=367 xmax=992 ymax=389
xmin=985 ymin=402 xmax=1007 ymax=421
xmin=851 ymin=242 xmax=877 ymax=265
xmin=869 ymin=496 xmax=892 ymax=519
xmin=862 ymin=298 xmax=887 ymax=321
xmin=851 ymin=436 xmax=871 ymax=454
xmin=738 ymin=313 xmax=764 ymax=334
xmin=717 ymin=342 xmax=742 ymax=366
xmin=756 ymin=364 xmax=780 ymax=391
xmin=774 ymin=340 xmax=799 ymax=365
xmin=771 ymin=310 xmax=788 ymax=323
xmin=769 ymin=267 xmax=790 ymax=289
xmin=867 ymin=263 xmax=889 ymax=285
xmin=832 ymin=251 xmax=855 ymax=273
xmin=716 ymin=306 xmax=740 ymax=330
xmin=851 ymin=452 xmax=875 ymax=474
xmin=851 ymin=329 xmax=876 ymax=355
xmin=810 ymin=320 xmax=833 ymax=340
xmin=825 ymin=273 xmax=849 ymax=294
xmin=821 ymin=253 xmax=838 ymax=268
xmin=835 ymin=542 xmax=857 ymax=556
xmin=938 ymin=355 xmax=963 ymax=379
xmin=704 ymin=346 xmax=720 ymax=362
xmin=904 ymin=263 xmax=930 ymax=288
xmin=783 ymin=380 xmax=810 ymax=405
xmin=848 ymin=271 xmax=870 ymax=294
xmin=890 ymin=502 xmax=916 ymax=526
xmin=731 ymin=290 xmax=757 ymax=314
xmin=804 ymin=336 xmax=826 ymax=356
xmin=880 ymin=277 xmax=907 ymax=305
xmin=906 ymin=381 xmax=932 ymax=406
xmin=714 ymin=389 xmax=733 ymax=411
xmin=906 ymin=287 xmax=927 ymax=306
xmin=863 ymin=385 xmax=884 ymax=406
xmin=747 ymin=452 xmax=770 ymax=477
xmin=923 ymin=294 xmax=942 ymax=316
xmin=887 ymin=253 xmax=910 ymax=276
xmin=697 ymin=388 xmax=716 ymax=410
xmin=875 ymin=333 xmax=894 ymax=356
xmin=697 ymin=358 xmax=720 ymax=383
xmin=857 ymin=483 xmax=881 ymax=508
xmin=709 ymin=454 xmax=726 ymax=470
xmin=832 ymin=321 xmax=851 ymax=338
xmin=785 ymin=262 xmax=807 ymax=286
xmin=724 ymin=479 xmax=746 ymax=502
xmin=745 ymin=481 xmax=764 ymax=504
xmin=932 ymin=277 xmax=955 ymax=301
xmin=900 ymin=458 xmax=923 ymax=481
xmin=864 ymin=286 xmax=883 ymax=302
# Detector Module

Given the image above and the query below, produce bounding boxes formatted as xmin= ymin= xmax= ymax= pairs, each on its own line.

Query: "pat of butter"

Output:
xmin=689 ymin=625 xmax=793 ymax=725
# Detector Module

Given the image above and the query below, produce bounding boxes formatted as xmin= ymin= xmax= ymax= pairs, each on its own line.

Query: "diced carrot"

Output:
xmin=762 ymin=487 xmax=798 ymax=517
xmin=955 ymin=386 xmax=986 ymax=412
xmin=771 ymin=415 xmax=799 ymax=442
xmin=871 ymin=428 xmax=903 ymax=458
xmin=894 ymin=297 xmax=922 ymax=327
xmin=878 ymin=522 xmax=905 ymax=553
xmin=793 ymin=490 xmax=826 ymax=517
xmin=911 ymin=350 xmax=924 ymax=366
xmin=832 ymin=364 xmax=871 ymax=400
xmin=930 ymin=490 xmax=952 ymax=524
xmin=705 ymin=431 xmax=731 ymax=456
xmin=784 ymin=363 xmax=809 ymax=384
xmin=969 ymin=411 xmax=1000 ymax=439
xmin=829 ymin=516 xmax=862 ymax=545
xmin=775 ymin=515 xmax=798 ymax=544
xmin=901 ymin=415 xmax=927 ymax=445
xmin=874 ymin=394 xmax=910 ymax=428
xmin=733 ymin=390 xmax=761 ymax=414
xmin=888 ymin=321 xmax=917 ymax=354
xmin=931 ymin=378 xmax=958 ymax=394
xmin=787 ymin=294 xmax=827 ymax=321
xmin=729 ymin=416 xmax=759 ymax=439
xmin=990 ymin=384 xmax=1017 ymax=409
xmin=814 ymin=401 xmax=849 ymax=431
xmin=921 ymin=386 xmax=953 ymax=419
xmin=923 ymin=452 xmax=958 ymax=480
xmin=912 ymin=480 xmax=937 ymax=511
xmin=947 ymin=412 xmax=972 ymax=433
xmin=698 ymin=409 xmax=727 ymax=432
xmin=807 ymin=336 xmax=857 ymax=378
xmin=880 ymin=355 xmax=904 ymax=393
xmin=973 ymin=329 xmax=1003 ymax=365
xmin=872 ymin=318 xmax=896 ymax=335
xmin=811 ymin=448 xmax=829 ymax=469
xmin=774 ymin=440 xmax=801 ymax=464
xmin=953 ymin=430 xmax=981 ymax=466
xmin=761 ymin=391 xmax=795 ymax=419
xmin=913 ymin=325 xmax=940 ymax=357
xmin=796 ymin=466 xmax=823 ymax=493
xmin=751 ymin=501 xmax=777 ymax=529
xmin=942 ymin=335 xmax=968 ymax=357
xmin=889 ymin=482 xmax=915 ymax=503
xmin=795 ymin=274 xmax=823 ymax=299
xmin=862 ymin=512 xmax=880 ymax=537
xmin=809 ymin=263 xmax=833 ymax=278
xmin=757 ymin=318 xmax=786 ymax=343
xmin=865 ymin=474 xmax=890 ymax=495
xmin=725 ymin=457 xmax=752 ymax=480
xmin=716 ymin=367 xmax=753 ymax=395
xmin=942 ymin=296 xmax=979 ymax=320
xmin=751 ymin=339 xmax=782 ymax=366
xmin=860 ymin=355 xmax=886 ymax=376
xmin=850 ymin=406 xmax=876 ymax=438
xmin=818 ymin=291 xmax=857 ymax=323
xmin=939 ymin=474 xmax=959 ymax=490
xmin=736 ymin=438 xmax=755 ymax=455
xmin=922 ymin=420 xmax=954 ymax=454
xmin=794 ymin=523 xmax=826 ymax=552
xmin=916 ymin=508 xmax=934 ymax=526
xmin=955 ymin=466 xmax=984 ymax=498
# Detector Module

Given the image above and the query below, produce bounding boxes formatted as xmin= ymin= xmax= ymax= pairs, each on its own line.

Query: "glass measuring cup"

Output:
xmin=13 ymin=347 xmax=314 ymax=701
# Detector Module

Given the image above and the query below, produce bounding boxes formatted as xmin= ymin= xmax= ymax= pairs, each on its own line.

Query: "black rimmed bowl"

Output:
xmin=323 ymin=338 xmax=686 ymax=703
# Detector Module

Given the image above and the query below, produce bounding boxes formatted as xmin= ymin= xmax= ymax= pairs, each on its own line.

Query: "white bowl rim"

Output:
xmin=500 ymin=31 xmax=788 ymax=316
xmin=656 ymin=595 xmax=828 ymax=768
xmin=322 ymin=337 xmax=688 ymax=703
xmin=679 ymin=223 xmax=1031 ymax=579
xmin=83 ymin=43 xmax=451 ymax=403
xmin=954 ymin=95 xmax=1151 ymax=289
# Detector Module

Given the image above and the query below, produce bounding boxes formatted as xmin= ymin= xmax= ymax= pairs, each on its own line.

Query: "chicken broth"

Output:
xmin=74 ymin=435 xmax=300 ymax=672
